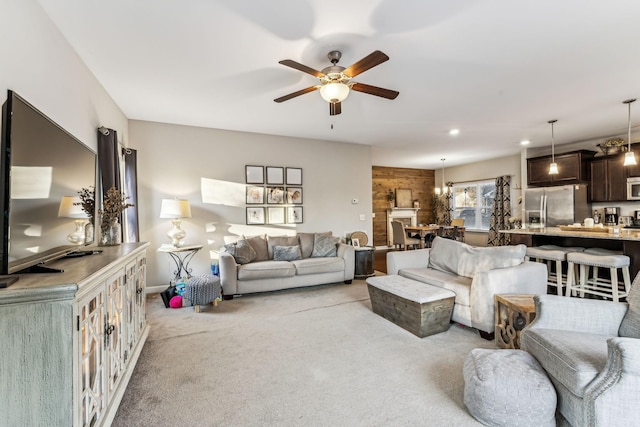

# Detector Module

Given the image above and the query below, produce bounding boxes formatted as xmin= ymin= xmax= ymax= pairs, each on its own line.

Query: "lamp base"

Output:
xmin=67 ymin=220 xmax=86 ymax=245
xmin=167 ymin=219 xmax=187 ymax=247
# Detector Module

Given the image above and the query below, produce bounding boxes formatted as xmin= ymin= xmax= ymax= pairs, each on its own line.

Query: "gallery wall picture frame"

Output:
xmin=395 ymin=188 xmax=413 ymax=208
xmin=267 ymin=207 xmax=285 ymax=224
xmin=286 ymin=167 xmax=302 ymax=185
xmin=245 ymin=165 xmax=264 ymax=184
xmin=246 ymin=186 xmax=264 ymax=204
xmin=287 ymin=206 xmax=303 ymax=224
xmin=266 ymin=166 xmax=284 ymax=185
xmin=267 ymin=186 xmax=285 ymax=204
xmin=286 ymin=187 xmax=303 ymax=204
xmin=246 ymin=207 xmax=265 ymax=225
xmin=351 ymin=238 xmax=360 ymax=247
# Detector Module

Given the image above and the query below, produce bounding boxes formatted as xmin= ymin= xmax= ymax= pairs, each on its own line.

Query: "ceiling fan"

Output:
xmin=274 ymin=50 xmax=399 ymax=116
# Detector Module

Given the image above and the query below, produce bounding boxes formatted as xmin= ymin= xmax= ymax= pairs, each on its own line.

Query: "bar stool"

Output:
xmin=525 ymin=247 xmax=570 ymax=296
xmin=565 ymin=251 xmax=632 ymax=302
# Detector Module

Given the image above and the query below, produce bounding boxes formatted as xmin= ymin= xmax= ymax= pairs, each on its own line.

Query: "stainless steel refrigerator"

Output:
xmin=523 ymin=184 xmax=591 ymax=228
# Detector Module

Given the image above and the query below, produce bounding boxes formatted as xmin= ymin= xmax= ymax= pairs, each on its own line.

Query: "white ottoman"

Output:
xmin=366 ymin=275 xmax=455 ymax=337
xmin=463 ymin=348 xmax=556 ymax=427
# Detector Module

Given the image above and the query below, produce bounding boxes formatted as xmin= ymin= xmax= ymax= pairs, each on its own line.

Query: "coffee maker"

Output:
xmin=604 ymin=207 xmax=620 ymax=226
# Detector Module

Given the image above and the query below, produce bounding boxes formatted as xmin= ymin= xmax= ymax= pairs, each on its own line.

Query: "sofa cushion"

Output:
xmin=398 ymin=267 xmax=472 ymax=307
xmin=298 ymin=232 xmax=331 ymax=258
xmin=291 ymin=257 xmax=344 ymax=275
xmin=428 ymin=237 xmax=526 ymax=278
xmin=267 ymin=235 xmax=299 ymax=259
xmin=619 ymin=273 xmax=640 ymax=338
xmin=237 ymin=260 xmax=296 ymax=281
xmin=243 ymin=234 xmax=269 ymax=261
xmin=223 ymin=239 xmax=257 ymax=264
xmin=311 ymin=234 xmax=340 ymax=257
xmin=521 ymin=328 xmax=609 ymax=397
xmin=273 ymin=245 xmax=302 ymax=261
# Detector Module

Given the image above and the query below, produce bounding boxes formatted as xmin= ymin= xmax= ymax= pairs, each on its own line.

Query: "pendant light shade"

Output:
xmin=623 ymin=98 xmax=637 ymax=166
xmin=548 ymin=119 xmax=558 ymax=175
xmin=441 ymin=158 xmax=446 ymax=194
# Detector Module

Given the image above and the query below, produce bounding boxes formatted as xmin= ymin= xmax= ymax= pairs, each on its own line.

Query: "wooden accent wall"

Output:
xmin=372 ymin=166 xmax=436 ymax=246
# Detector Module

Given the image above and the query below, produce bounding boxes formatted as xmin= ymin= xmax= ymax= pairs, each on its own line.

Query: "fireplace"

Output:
xmin=387 ymin=208 xmax=420 ymax=246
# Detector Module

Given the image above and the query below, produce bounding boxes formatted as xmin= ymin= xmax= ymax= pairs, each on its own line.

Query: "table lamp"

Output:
xmin=160 ymin=198 xmax=192 ymax=247
xmin=58 ymin=196 xmax=87 ymax=245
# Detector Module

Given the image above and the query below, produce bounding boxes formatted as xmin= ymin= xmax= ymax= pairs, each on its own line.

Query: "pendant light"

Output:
xmin=623 ymin=98 xmax=637 ymax=166
xmin=441 ymin=158 xmax=446 ymax=194
xmin=548 ymin=119 xmax=559 ymax=175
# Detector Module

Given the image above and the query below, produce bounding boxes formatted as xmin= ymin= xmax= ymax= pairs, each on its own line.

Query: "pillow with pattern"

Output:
xmin=224 ymin=239 xmax=257 ymax=264
xmin=273 ymin=245 xmax=302 ymax=261
xmin=311 ymin=234 xmax=340 ymax=257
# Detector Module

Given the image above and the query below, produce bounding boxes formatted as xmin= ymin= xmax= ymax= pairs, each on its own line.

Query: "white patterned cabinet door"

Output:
xmin=105 ymin=270 xmax=127 ymax=401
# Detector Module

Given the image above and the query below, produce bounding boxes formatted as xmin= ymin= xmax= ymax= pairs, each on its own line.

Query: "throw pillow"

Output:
xmin=273 ymin=245 xmax=302 ymax=261
xmin=267 ymin=235 xmax=299 ymax=259
xmin=243 ymin=234 xmax=269 ymax=261
xmin=619 ymin=273 xmax=640 ymax=338
xmin=298 ymin=231 xmax=332 ymax=258
xmin=223 ymin=239 xmax=257 ymax=264
xmin=311 ymin=233 xmax=340 ymax=257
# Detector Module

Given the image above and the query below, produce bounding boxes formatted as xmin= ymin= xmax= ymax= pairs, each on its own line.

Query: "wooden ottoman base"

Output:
xmin=366 ymin=275 xmax=455 ymax=338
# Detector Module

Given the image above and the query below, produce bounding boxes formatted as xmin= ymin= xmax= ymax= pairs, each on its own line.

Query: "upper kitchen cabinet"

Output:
xmin=590 ymin=155 xmax=627 ymax=202
xmin=527 ymin=150 xmax=596 ymax=187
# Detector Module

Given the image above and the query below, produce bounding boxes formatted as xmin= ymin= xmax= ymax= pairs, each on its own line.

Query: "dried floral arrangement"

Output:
xmin=99 ymin=186 xmax=134 ymax=232
xmin=75 ymin=186 xmax=96 ymax=224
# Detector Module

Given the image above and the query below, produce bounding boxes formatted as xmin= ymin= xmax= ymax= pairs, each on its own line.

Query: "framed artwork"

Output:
xmin=395 ymin=188 xmax=413 ymax=208
xmin=286 ymin=187 xmax=303 ymax=204
xmin=267 ymin=186 xmax=285 ymax=204
xmin=245 ymin=165 xmax=264 ymax=184
xmin=246 ymin=186 xmax=264 ymax=204
xmin=351 ymin=238 xmax=360 ymax=247
xmin=286 ymin=167 xmax=302 ymax=185
xmin=267 ymin=207 xmax=285 ymax=224
xmin=266 ymin=166 xmax=284 ymax=185
xmin=287 ymin=206 xmax=303 ymax=224
xmin=246 ymin=207 xmax=265 ymax=225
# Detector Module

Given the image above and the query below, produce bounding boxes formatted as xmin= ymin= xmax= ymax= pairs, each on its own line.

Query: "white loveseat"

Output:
xmin=219 ymin=232 xmax=355 ymax=299
xmin=386 ymin=236 xmax=548 ymax=336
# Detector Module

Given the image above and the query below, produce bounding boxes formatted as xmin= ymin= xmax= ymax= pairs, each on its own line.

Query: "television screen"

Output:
xmin=1 ymin=90 xmax=97 ymax=275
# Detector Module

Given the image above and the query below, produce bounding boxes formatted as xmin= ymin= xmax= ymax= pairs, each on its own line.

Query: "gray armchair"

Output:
xmin=521 ymin=275 xmax=640 ymax=427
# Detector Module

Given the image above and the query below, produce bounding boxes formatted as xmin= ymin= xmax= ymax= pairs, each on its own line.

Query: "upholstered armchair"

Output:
xmin=521 ymin=275 xmax=640 ymax=427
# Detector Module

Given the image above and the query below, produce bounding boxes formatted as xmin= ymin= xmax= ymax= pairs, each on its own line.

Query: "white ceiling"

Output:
xmin=37 ymin=0 xmax=640 ymax=169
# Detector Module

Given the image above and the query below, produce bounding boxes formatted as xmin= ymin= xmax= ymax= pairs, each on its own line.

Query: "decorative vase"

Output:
xmin=99 ymin=221 xmax=121 ymax=246
xmin=85 ymin=222 xmax=94 ymax=244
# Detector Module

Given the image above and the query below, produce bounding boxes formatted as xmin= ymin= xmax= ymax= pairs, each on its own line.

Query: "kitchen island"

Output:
xmin=501 ymin=227 xmax=640 ymax=278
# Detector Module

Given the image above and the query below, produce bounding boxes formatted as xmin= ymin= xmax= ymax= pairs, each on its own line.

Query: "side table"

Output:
xmin=158 ymin=244 xmax=203 ymax=285
xmin=354 ymin=246 xmax=375 ymax=278
xmin=494 ymin=294 xmax=536 ymax=349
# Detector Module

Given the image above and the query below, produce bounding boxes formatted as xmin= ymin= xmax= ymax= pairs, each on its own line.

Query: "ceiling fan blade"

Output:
xmin=351 ymin=83 xmax=399 ymax=100
xmin=329 ymin=101 xmax=342 ymax=116
xmin=343 ymin=51 xmax=389 ymax=77
xmin=278 ymin=60 xmax=325 ymax=78
xmin=274 ymin=86 xmax=319 ymax=103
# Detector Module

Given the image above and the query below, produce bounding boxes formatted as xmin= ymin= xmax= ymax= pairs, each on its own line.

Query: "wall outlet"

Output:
xmin=352 ymin=198 xmax=359 ymax=204
xmin=359 ymin=214 xmax=365 ymax=221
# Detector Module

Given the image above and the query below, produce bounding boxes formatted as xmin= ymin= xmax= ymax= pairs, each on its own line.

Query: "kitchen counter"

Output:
xmin=500 ymin=227 xmax=640 ymax=278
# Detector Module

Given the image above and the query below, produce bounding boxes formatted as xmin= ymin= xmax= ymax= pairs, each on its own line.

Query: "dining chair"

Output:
xmin=391 ymin=220 xmax=421 ymax=250
xmin=451 ymin=218 xmax=465 ymax=242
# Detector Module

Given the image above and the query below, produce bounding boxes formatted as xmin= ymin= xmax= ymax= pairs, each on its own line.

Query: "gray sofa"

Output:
xmin=521 ymin=277 xmax=640 ymax=427
xmin=219 ymin=232 xmax=355 ymax=299
xmin=386 ymin=236 xmax=548 ymax=336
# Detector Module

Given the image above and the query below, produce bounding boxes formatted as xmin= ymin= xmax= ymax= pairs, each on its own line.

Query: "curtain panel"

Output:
xmin=487 ymin=175 xmax=511 ymax=246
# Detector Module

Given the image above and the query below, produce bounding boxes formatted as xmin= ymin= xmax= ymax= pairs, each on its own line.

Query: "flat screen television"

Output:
xmin=0 ymin=90 xmax=97 ymax=278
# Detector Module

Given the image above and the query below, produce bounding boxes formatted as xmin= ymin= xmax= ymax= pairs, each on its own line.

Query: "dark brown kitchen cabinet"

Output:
xmin=527 ymin=150 xmax=596 ymax=187
xmin=590 ymin=156 xmax=627 ymax=201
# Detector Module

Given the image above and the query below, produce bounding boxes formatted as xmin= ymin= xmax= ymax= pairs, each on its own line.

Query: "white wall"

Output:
xmin=130 ymin=120 xmax=373 ymax=288
xmin=0 ymin=0 xmax=128 ymax=150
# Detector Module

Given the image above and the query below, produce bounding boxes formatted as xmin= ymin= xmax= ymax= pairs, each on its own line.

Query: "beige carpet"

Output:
xmin=113 ymin=278 xmax=496 ymax=426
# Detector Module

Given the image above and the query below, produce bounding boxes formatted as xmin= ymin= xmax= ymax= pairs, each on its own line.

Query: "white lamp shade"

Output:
xmin=320 ymin=82 xmax=350 ymax=103
xmin=548 ymin=162 xmax=559 ymax=175
xmin=58 ymin=196 xmax=86 ymax=218
xmin=624 ymin=151 xmax=637 ymax=166
xmin=160 ymin=199 xmax=192 ymax=219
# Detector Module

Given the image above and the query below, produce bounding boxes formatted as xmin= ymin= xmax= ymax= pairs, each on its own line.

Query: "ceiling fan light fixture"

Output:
xmin=320 ymin=82 xmax=350 ymax=103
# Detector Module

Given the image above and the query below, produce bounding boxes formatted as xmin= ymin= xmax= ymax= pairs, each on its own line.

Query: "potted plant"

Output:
xmin=75 ymin=186 xmax=95 ymax=243
xmin=99 ymin=186 xmax=134 ymax=246
xmin=386 ymin=190 xmax=395 ymax=209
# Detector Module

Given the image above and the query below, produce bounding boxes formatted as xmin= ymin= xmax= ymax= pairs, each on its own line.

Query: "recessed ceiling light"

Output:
xmin=520 ymin=140 xmax=530 ymax=146
xmin=449 ymin=129 xmax=460 ymax=136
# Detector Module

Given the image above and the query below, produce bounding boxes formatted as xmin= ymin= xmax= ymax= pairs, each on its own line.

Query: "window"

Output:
xmin=451 ymin=180 xmax=495 ymax=230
